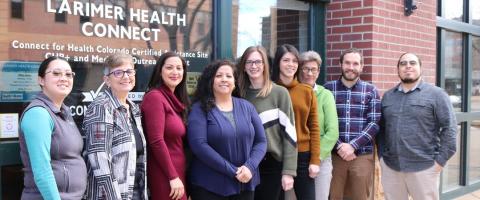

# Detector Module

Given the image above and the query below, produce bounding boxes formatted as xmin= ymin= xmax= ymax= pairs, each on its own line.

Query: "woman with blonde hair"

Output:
xmin=237 ymin=46 xmax=297 ymax=199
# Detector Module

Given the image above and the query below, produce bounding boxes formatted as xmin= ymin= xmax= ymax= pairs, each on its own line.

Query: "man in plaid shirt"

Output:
xmin=324 ymin=48 xmax=381 ymax=200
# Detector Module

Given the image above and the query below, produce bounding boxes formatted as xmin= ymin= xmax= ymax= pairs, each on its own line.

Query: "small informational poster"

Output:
xmin=0 ymin=61 xmax=41 ymax=102
xmin=186 ymin=72 xmax=201 ymax=95
xmin=0 ymin=113 xmax=19 ymax=138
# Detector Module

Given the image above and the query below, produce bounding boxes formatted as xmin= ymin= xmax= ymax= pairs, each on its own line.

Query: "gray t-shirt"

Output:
xmin=221 ymin=110 xmax=236 ymax=130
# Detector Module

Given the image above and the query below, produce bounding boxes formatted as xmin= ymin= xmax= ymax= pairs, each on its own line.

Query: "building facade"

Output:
xmin=0 ymin=0 xmax=478 ymax=199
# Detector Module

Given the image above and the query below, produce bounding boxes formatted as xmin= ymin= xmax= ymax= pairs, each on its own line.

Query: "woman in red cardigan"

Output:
xmin=141 ymin=52 xmax=190 ymax=200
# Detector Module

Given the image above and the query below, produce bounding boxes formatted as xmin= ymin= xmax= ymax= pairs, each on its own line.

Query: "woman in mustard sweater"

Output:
xmin=272 ymin=44 xmax=320 ymax=200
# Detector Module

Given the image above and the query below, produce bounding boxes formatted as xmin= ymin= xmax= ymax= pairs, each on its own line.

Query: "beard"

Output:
xmin=400 ymin=76 xmax=420 ymax=84
xmin=399 ymin=72 xmax=421 ymax=84
xmin=341 ymin=70 xmax=360 ymax=81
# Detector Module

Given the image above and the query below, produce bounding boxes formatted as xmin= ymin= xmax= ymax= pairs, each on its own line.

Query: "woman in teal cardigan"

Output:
xmin=298 ymin=51 xmax=339 ymax=200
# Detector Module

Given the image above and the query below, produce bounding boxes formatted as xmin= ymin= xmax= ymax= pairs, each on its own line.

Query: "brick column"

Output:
xmin=325 ymin=1 xmax=437 ymax=199
xmin=0 ymin=1 xmax=8 ymax=60
xmin=325 ymin=0 xmax=437 ymax=94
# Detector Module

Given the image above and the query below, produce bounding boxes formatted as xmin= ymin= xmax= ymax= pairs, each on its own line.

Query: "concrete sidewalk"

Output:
xmin=455 ymin=190 xmax=480 ymax=200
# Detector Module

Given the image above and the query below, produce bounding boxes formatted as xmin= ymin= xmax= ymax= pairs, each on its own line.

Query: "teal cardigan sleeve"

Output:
xmin=317 ymin=87 xmax=340 ymax=160
xmin=21 ymin=107 xmax=61 ymax=200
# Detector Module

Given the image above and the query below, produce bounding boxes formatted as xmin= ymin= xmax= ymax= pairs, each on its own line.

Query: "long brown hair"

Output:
xmin=146 ymin=51 xmax=190 ymax=120
xmin=237 ymin=46 xmax=273 ymax=98
xmin=272 ymin=44 xmax=300 ymax=82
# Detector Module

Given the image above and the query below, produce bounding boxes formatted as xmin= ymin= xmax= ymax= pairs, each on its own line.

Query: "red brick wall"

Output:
xmin=325 ymin=0 xmax=437 ymax=94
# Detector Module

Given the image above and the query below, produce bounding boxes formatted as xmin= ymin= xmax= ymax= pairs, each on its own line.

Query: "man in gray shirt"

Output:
xmin=378 ymin=52 xmax=457 ymax=200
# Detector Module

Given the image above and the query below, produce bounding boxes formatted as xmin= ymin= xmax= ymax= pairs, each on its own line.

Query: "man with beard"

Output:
xmin=377 ymin=53 xmax=456 ymax=200
xmin=324 ymin=48 xmax=381 ymax=200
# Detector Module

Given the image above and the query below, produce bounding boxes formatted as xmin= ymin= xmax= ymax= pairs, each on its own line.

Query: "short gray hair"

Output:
xmin=299 ymin=50 xmax=322 ymax=66
xmin=103 ymin=53 xmax=134 ymax=75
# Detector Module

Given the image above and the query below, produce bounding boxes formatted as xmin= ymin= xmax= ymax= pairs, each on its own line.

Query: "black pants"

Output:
xmin=287 ymin=152 xmax=315 ymax=200
xmin=190 ymin=185 xmax=254 ymax=200
xmin=254 ymin=153 xmax=283 ymax=200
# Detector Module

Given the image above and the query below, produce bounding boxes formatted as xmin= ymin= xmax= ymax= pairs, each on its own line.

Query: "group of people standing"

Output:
xmin=18 ymin=45 xmax=457 ymax=200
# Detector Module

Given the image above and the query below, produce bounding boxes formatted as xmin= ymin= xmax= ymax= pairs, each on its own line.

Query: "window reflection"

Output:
xmin=1 ymin=165 xmax=23 ymax=199
xmin=443 ymin=0 xmax=464 ymax=22
xmin=444 ymin=31 xmax=464 ymax=111
xmin=10 ymin=0 xmax=23 ymax=19
xmin=442 ymin=123 xmax=461 ymax=191
xmin=472 ymin=0 xmax=480 ymax=26
xmin=4 ymin=0 xmax=213 ymax=123
xmin=55 ymin=0 xmax=67 ymax=23
xmin=469 ymin=120 xmax=480 ymax=183
xmin=233 ymin=0 xmax=309 ymax=58
xmin=472 ymin=37 xmax=480 ymax=111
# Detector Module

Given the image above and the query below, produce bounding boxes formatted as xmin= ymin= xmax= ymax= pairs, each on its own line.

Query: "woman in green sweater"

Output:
xmin=272 ymin=44 xmax=320 ymax=200
xmin=237 ymin=46 xmax=297 ymax=200
xmin=299 ymin=51 xmax=339 ymax=200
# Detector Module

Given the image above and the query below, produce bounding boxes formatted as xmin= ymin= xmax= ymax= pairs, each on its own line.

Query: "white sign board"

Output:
xmin=0 ymin=113 xmax=19 ymax=138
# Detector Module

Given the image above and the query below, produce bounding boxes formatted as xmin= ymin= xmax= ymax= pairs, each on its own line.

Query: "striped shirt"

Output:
xmin=324 ymin=79 xmax=381 ymax=155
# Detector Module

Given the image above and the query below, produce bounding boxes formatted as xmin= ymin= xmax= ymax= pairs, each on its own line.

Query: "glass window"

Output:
xmin=472 ymin=0 xmax=480 ymax=26
xmin=232 ymin=0 xmax=309 ymax=58
xmin=442 ymin=123 xmax=462 ymax=191
xmin=116 ymin=0 xmax=128 ymax=27
xmin=80 ymin=15 xmax=91 ymax=24
xmin=55 ymin=13 xmax=67 ymax=23
xmin=469 ymin=120 xmax=480 ymax=183
xmin=444 ymin=31 xmax=464 ymax=111
xmin=1 ymin=0 xmax=213 ymax=126
xmin=472 ymin=36 xmax=480 ymax=111
xmin=1 ymin=165 xmax=22 ymax=199
xmin=10 ymin=0 xmax=23 ymax=19
xmin=443 ymin=0 xmax=464 ymax=22
xmin=54 ymin=0 xmax=67 ymax=23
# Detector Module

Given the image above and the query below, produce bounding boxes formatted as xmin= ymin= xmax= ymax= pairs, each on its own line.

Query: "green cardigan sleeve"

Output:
xmin=316 ymin=86 xmax=340 ymax=160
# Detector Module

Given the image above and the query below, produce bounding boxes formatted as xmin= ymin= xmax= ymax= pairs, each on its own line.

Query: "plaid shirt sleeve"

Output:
xmin=349 ymin=86 xmax=381 ymax=150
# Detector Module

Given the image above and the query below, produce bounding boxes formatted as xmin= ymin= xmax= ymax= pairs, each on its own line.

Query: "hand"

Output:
xmin=434 ymin=162 xmax=443 ymax=173
xmin=344 ymin=153 xmax=357 ymax=161
xmin=169 ymin=177 xmax=185 ymax=200
xmin=308 ymin=164 xmax=320 ymax=178
xmin=235 ymin=166 xmax=253 ymax=183
xmin=281 ymin=174 xmax=294 ymax=191
xmin=337 ymin=143 xmax=356 ymax=161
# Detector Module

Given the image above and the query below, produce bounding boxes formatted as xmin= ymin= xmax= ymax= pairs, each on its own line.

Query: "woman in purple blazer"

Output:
xmin=187 ymin=60 xmax=267 ymax=200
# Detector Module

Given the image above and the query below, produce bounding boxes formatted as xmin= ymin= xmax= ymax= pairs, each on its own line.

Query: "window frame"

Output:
xmin=437 ymin=0 xmax=480 ymax=199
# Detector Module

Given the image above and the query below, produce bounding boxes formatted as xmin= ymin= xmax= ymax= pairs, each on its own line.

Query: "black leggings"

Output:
xmin=281 ymin=152 xmax=315 ymax=200
xmin=254 ymin=153 xmax=283 ymax=200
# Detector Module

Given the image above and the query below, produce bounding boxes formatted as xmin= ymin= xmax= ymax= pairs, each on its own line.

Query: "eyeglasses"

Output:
xmin=399 ymin=60 xmax=418 ymax=66
xmin=301 ymin=67 xmax=319 ymax=74
xmin=107 ymin=69 xmax=136 ymax=78
xmin=245 ymin=60 xmax=263 ymax=66
xmin=46 ymin=70 xmax=75 ymax=79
